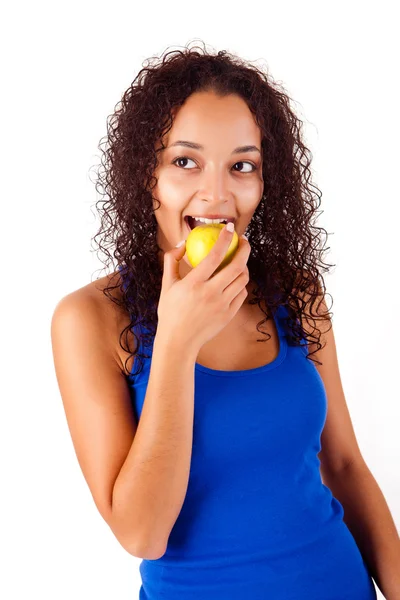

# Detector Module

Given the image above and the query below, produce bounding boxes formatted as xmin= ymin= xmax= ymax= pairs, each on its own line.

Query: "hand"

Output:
xmin=157 ymin=226 xmax=251 ymax=354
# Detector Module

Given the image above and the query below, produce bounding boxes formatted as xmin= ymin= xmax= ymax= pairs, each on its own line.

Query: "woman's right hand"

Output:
xmin=157 ymin=225 xmax=251 ymax=354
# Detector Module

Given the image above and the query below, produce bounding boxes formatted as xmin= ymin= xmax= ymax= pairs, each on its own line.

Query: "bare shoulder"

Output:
xmin=50 ymin=271 xmax=140 ymax=549
xmin=52 ymin=270 xmax=136 ymax=375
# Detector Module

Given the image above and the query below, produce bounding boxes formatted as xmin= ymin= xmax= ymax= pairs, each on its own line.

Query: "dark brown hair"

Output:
xmin=91 ymin=40 xmax=335 ymax=379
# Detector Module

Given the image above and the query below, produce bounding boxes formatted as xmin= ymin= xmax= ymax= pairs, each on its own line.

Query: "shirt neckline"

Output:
xmin=194 ymin=304 xmax=288 ymax=378
xmin=118 ymin=264 xmax=289 ymax=379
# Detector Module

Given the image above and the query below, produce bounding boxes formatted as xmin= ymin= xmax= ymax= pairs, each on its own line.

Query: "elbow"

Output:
xmin=108 ymin=502 xmax=168 ymax=559
xmin=126 ymin=536 xmax=167 ymax=560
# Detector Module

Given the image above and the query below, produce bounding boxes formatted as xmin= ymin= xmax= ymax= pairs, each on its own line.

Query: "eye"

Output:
xmin=233 ymin=161 xmax=256 ymax=173
xmin=172 ymin=156 xmax=257 ymax=173
xmin=172 ymin=156 xmax=197 ymax=169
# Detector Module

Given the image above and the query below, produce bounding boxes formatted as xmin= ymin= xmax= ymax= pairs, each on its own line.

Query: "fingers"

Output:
xmin=162 ymin=239 xmax=186 ymax=287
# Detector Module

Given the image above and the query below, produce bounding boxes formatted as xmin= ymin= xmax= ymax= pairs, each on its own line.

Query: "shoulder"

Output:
xmin=51 ymin=270 xmax=135 ymax=374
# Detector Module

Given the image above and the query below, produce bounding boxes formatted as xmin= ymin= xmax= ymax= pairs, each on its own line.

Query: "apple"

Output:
xmin=185 ymin=223 xmax=239 ymax=275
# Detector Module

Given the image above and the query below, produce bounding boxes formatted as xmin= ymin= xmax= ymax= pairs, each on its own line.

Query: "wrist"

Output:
xmin=154 ymin=323 xmax=199 ymax=364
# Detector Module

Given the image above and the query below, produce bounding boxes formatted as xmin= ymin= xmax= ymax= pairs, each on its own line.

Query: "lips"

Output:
xmin=184 ymin=216 xmax=232 ymax=231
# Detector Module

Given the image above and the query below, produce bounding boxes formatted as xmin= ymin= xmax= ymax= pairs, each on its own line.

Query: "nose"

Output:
xmin=198 ymin=166 xmax=232 ymax=204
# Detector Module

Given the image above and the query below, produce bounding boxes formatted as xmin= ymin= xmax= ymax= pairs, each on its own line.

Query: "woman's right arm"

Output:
xmin=112 ymin=324 xmax=198 ymax=559
xmin=51 ymin=290 xmax=198 ymax=560
xmin=51 ymin=229 xmax=249 ymax=560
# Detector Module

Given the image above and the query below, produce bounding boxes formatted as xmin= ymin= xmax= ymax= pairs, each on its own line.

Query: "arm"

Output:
xmin=51 ymin=290 xmax=197 ymax=561
xmin=322 ymin=461 xmax=400 ymax=600
xmin=298 ymin=274 xmax=400 ymax=598
xmin=112 ymin=326 xmax=198 ymax=559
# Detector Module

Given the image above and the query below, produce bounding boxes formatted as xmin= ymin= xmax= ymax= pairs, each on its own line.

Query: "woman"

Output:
xmin=51 ymin=42 xmax=399 ymax=599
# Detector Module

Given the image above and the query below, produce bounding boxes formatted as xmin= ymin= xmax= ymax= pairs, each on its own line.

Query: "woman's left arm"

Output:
xmin=322 ymin=460 xmax=400 ymax=599
xmin=299 ymin=279 xmax=400 ymax=598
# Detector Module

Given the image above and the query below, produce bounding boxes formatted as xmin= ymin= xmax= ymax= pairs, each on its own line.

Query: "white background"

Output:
xmin=1 ymin=1 xmax=398 ymax=598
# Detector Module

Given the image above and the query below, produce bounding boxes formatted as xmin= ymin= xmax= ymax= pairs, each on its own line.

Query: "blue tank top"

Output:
xmin=118 ymin=266 xmax=376 ymax=599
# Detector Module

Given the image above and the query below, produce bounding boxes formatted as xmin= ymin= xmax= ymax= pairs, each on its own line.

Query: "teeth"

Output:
xmin=190 ymin=216 xmax=228 ymax=224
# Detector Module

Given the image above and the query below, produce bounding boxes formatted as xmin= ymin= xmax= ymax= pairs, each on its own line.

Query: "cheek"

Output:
xmin=154 ymin=182 xmax=187 ymax=212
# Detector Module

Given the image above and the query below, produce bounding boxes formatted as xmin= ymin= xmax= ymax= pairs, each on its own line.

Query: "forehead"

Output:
xmin=165 ymin=92 xmax=262 ymax=147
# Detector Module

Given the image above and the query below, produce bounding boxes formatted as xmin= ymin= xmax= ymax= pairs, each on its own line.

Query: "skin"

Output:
xmin=152 ymin=90 xmax=264 ymax=301
xmin=52 ymin=97 xmax=400 ymax=590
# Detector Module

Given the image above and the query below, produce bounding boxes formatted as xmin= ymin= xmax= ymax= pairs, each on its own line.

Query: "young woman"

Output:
xmin=51 ymin=42 xmax=399 ymax=599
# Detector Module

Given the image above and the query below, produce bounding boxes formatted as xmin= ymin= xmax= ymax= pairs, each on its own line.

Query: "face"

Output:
xmin=152 ymin=91 xmax=264 ymax=280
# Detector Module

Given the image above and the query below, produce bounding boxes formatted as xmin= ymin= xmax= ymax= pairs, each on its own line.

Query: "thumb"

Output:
xmin=162 ymin=239 xmax=186 ymax=287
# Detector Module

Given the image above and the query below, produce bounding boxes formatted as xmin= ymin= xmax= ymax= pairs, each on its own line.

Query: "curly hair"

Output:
xmin=90 ymin=40 xmax=335 ymax=380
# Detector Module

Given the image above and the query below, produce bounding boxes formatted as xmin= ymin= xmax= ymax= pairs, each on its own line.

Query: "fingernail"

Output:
xmin=175 ymin=240 xmax=185 ymax=248
xmin=226 ymin=222 xmax=234 ymax=233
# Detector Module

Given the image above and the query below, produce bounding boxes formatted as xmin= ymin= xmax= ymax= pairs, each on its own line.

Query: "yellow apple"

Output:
xmin=185 ymin=223 xmax=239 ymax=275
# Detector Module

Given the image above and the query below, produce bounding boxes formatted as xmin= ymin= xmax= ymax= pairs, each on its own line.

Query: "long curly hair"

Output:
xmin=90 ymin=40 xmax=335 ymax=379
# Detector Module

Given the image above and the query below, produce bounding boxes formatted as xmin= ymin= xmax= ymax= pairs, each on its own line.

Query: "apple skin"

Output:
xmin=185 ymin=223 xmax=239 ymax=275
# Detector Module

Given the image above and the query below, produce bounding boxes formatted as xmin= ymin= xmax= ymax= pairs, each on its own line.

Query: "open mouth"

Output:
xmin=184 ymin=216 xmax=230 ymax=231
xmin=184 ymin=216 xmax=193 ymax=232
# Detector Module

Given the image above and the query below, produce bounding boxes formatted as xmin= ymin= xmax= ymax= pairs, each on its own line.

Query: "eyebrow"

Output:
xmin=168 ymin=140 xmax=261 ymax=155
